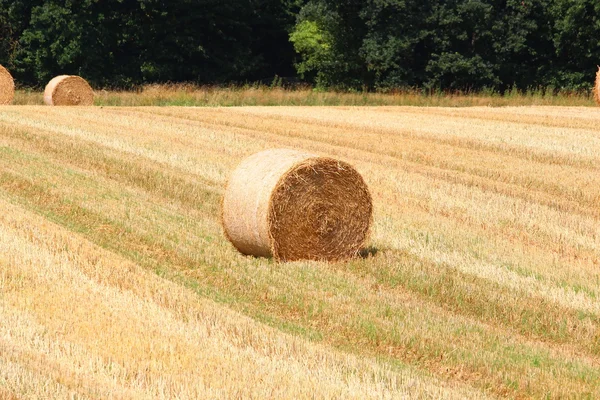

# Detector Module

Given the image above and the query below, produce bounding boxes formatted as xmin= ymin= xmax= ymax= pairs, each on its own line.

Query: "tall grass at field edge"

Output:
xmin=10 ymin=84 xmax=597 ymax=107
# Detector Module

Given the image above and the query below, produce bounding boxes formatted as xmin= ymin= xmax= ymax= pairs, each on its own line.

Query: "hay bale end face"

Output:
xmin=44 ymin=75 xmax=94 ymax=106
xmin=594 ymin=67 xmax=600 ymax=106
xmin=222 ymin=149 xmax=373 ymax=262
xmin=0 ymin=65 xmax=15 ymax=105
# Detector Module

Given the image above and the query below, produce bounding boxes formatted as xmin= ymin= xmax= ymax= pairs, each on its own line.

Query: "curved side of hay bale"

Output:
xmin=0 ymin=65 xmax=15 ymax=105
xmin=43 ymin=75 xmax=67 ymax=106
xmin=594 ymin=67 xmax=600 ymax=106
xmin=222 ymin=149 xmax=372 ymax=262
xmin=222 ymin=149 xmax=314 ymax=258
xmin=43 ymin=75 xmax=94 ymax=106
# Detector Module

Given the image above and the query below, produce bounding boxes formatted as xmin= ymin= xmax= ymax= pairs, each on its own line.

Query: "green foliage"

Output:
xmin=359 ymin=0 xmax=431 ymax=88
xmin=291 ymin=0 xmax=599 ymax=91
xmin=0 ymin=0 xmax=600 ymax=90
xmin=15 ymin=0 xmax=263 ymax=86
xmin=290 ymin=1 xmax=369 ymax=89
xmin=289 ymin=20 xmax=333 ymax=79
xmin=0 ymin=0 xmax=299 ymax=87
xmin=550 ymin=0 xmax=600 ymax=89
xmin=425 ymin=53 xmax=499 ymax=91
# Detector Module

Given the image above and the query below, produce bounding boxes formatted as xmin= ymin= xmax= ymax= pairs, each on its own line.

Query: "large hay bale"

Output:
xmin=0 ymin=65 xmax=15 ymax=105
xmin=43 ymin=75 xmax=94 ymax=106
xmin=222 ymin=149 xmax=373 ymax=262
xmin=594 ymin=67 xmax=600 ymax=106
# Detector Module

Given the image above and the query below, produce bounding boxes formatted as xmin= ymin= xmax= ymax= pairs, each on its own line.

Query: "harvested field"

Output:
xmin=0 ymin=105 xmax=599 ymax=398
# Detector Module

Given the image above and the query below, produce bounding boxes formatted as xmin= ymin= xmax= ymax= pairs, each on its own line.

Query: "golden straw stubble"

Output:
xmin=44 ymin=75 xmax=94 ymax=106
xmin=0 ymin=64 xmax=15 ymax=105
xmin=222 ymin=149 xmax=373 ymax=262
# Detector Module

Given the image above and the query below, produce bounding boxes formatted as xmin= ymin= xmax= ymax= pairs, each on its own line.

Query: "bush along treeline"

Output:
xmin=0 ymin=0 xmax=599 ymax=92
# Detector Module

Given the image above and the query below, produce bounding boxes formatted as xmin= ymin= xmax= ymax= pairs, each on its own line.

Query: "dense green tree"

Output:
xmin=1 ymin=0 xmax=301 ymax=87
xmin=0 ymin=0 xmax=42 ymax=72
xmin=251 ymin=0 xmax=306 ymax=81
xmin=359 ymin=0 xmax=433 ymax=88
xmin=493 ymin=0 xmax=555 ymax=91
xmin=12 ymin=0 xmax=262 ymax=86
xmin=290 ymin=0 xmax=569 ymax=91
xmin=0 ymin=12 xmax=13 ymax=66
xmin=422 ymin=0 xmax=555 ymax=91
xmin=422 ymin=0 xmax=500 ymax=90
xmin=551 ymin=0 xmax=600 ymax=90
xmin=2 ymin=0 xmax=600 ymax=90
xmin=290 ymin=0 xmax=370 ymax=88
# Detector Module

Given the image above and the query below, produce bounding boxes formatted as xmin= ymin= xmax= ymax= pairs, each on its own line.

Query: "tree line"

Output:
xmin=0 ymin=0 xmax=598 ymax=92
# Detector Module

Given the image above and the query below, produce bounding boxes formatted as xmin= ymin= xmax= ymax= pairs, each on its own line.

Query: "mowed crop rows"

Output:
xmin=0 ymin=105 xmax=599 ymax=399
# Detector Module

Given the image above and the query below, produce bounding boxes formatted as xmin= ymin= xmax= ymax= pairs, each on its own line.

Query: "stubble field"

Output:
xmin=0 ymin=105 xmax=599 ymax=399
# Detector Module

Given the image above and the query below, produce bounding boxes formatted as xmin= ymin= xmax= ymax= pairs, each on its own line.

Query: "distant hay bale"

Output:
xmin=0 ymin=65 xmax=15 ymax=105
xmin=222 ymin=149 xmax=373 ymax=262
xmin=594 ymin=67 xmax=600 ymax=106
xmin=43 ymin=75 xmax=94 ymax=106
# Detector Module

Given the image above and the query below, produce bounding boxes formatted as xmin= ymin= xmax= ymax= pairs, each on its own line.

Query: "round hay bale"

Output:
xmin=222 ymin=149 xmax=373 ymax=262
xmin=0 ymin=65 xmax=15 ymax=105
xmin=594 ymin=67 xmax=600 ymax=106
xmin=43 ymin=75 xmax=94 ymax=106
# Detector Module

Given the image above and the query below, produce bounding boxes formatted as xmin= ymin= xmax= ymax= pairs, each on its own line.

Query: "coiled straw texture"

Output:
xmin=0 ymin=65 xmax=15 ymax=105
xmin=222 ymin=149 xmax=373 ymax=262
xmin=44 ymin=75 xmax=94 ymax=106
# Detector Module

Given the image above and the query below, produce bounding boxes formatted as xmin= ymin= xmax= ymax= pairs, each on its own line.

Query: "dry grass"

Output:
xmin=11 ymin=83 xmax=597 ymax=107
xmin=1 ymin=200 xmax=462 ymax=399
xmin=0 ymin=104 xmax=599 ymax=398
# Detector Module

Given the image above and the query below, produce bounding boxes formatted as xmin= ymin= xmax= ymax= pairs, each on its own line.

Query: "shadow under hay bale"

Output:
xmin=222 ymin=149 xmax=373 ymax=262
xmin=358 ymin=246 xmax=379 ymax=259
xmin=44 ymin=75 xmax=94 ymax=106
xmin=0 ymin=65 xmax=14 ymax=105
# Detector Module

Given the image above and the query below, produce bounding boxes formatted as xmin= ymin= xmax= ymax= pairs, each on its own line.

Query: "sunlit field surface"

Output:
xmin=1 ymin=105 xmax=599 ymax=398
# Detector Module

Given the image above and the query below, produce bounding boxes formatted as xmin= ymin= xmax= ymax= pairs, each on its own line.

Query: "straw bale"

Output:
xmin=222 ymin=149 xmax=373 ymax=262
xmin=0 ymin=65 xmax=15 ymax=105
xmin=43 ymin=75 xmax=94 ymax=106
xmin=594 ymin=67 xmax=600 ymax=106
